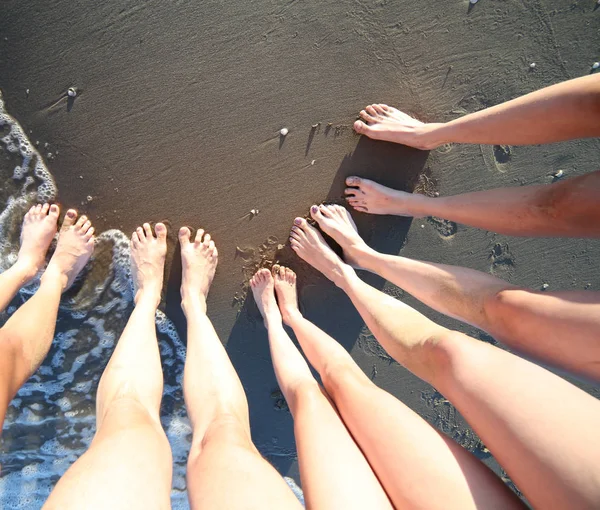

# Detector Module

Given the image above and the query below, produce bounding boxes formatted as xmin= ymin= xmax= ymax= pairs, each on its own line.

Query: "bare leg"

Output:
xmin=344 ymin=171 xmax=600 ymax=238
xmin=289 ymin=217 xmax=600 ymax=510
xmin=310 ymin=204 xmax=600 ymax=380
xmin=45 ymin=223 xmax=172 ymax=510
xmin=250 ymin=266 xmax=392 ymax=510
xmin=353 ymin=75 xmax=600 ymax=148
xmin=0 ymin=208 xmax=93 ymax=435
xmin=179 ymin=227 xmax=301 ymax=510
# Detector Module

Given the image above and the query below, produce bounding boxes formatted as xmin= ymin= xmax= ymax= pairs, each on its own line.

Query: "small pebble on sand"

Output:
xmin=541 ymin=283 xmax=549 ymax=290
xmin=86 ymin=195 xmax=93 ymax=202
xmin=529 ymin=63 xmax=536 ymax=69
xmin=554 ymin=169 xmax=564 ymax=179
xmin=311 ymin=160 xmax=316 ymax=165
xmin=592 ymin=62 xmax=600 ymax=70
xmin=470 ymin=0 xmax=478 ymax=4
xmin=280 ymin=128 xmax=288 ymax=136
xmin=67 ymin=87 xmax=77 ymax=97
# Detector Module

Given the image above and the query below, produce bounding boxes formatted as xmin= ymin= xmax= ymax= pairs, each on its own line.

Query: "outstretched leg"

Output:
xmin=344 ymin=171 xmax=600 ymax=238
xmin=250 ymin=266 xmax=392 ymax=510
xmin=353 ymin=75 xmax=600 ymax=148
xmin=310 ymin=203 xmax=600 ymax=381
xmin=0 ymin=207 xmax=93 ymax=435
xmin=44 ymin=223 xmax=172 ymax=510
xmin=289 ymin=217 xmax=600 ymax=510
xmin=179 ymin=228 xmax=301 ymax=510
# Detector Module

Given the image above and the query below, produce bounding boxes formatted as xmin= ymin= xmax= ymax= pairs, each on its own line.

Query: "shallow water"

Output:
xmin=0 ymin=92 xmax=305 ymax=509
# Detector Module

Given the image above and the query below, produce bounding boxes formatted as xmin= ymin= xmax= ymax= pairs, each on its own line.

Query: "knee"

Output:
xmin=482 ymin=287 xmax=526 ymax=333
xmin=320 ymin=355 xmax=370 ymax=399
xmin=285 ymin=379 xmax=324 ymax=413
xmin=196 ymin=413 xmax=255 ymax=455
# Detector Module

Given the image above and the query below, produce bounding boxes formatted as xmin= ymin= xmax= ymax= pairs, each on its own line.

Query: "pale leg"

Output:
xmin=290 ymin=217 xmax=600 ymax=510
xmin=178 ymin=227 xmax=302 ymax=510
xmin=250 ymin=266 xmax=392 ymax=510
xmin=44 ymin=223 xmax=172 ymax=510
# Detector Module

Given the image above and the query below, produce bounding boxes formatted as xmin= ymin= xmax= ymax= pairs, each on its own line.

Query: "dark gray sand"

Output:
xmin=1 ymin=0 xmax=599 ymax=506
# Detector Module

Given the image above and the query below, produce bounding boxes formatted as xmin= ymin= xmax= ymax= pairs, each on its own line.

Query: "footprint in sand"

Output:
xmin=427 ymin=216 xmax=458 ymax=238
xmin=481 ymin=143 xmax=512 ymax=173
xmin=489 ymin=242 xmax=515 ymax=274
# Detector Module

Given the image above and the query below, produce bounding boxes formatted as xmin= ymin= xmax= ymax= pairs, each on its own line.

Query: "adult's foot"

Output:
xmin=16 ymin=203 xmax=60 ymax=280
xmin=272 ymin=265 xmax=301 ymax=324
xmin=353 ymin=104 xmax=441 ymax=150
xmin=345 ymin=176 xmax=426 ymax=216
xmin=250 ymin=269 xmax=281 ymax=326
xmin=179 ymin=226 xmax=218 ymax=314
xmin=289 ymin=218 xmax=353 ymax=286
xmin=130 ymin=222 xmax=167 ymax=306
xmin=44 ymin=210 xmax=95 ymax=291
xmin=308 ymin=204 xmax=371 ymax=268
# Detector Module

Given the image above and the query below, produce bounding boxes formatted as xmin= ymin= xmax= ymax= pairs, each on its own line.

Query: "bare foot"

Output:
xmin=308 ymin=204 xmax=371 ymax=268
xmin=44 ymin=210 xmax=95 ymax=291
xmin=179 ymin=226 xmax=218 ymax=314
xmin=344 ymin=176 xmax=426 ymax=216
xmin=289 ymin=218 xmax=352 ymax=286
xmin=272 ymin=265 xmax=301 ymax=325
xmin=353 ymin=104 xmax=441 ymax=150
xmin=250 ymin=268 xmax=281 ymax=325
xmin=130 ymin=222 xmax=167 ymax=306
xmin=16 ymin=203 xmax=60 ymax=280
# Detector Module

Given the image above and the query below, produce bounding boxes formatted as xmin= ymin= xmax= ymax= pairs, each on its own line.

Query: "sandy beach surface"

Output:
xmin=1 ymin=0 xmax=599 ymax=507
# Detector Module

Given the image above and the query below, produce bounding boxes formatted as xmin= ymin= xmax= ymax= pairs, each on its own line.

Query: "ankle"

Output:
xmin=346 ymin=243 xmax=377 ymax=269
xmin=331 ymin=263 xmax=357 ymax=289
xmin=40 ymin=263 xmax=69 ymax=291
xmin=182 ymin=294 xmax=207 ymax=316
xmin=264 ymin=310 xmax=283 ymax=329
xmin=281 ymin=306 xmax=302 ymax=326
xmin=135 ymin=289 xmax=161 ymax=308
xmin=12 ymin=258 xmax=40 ymax=284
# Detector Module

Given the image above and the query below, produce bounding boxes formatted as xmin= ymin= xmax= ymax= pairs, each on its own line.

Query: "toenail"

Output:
xmin=294 ymin=218 xmax=302 ymax=225
xmin=311 ymin=205 xmax=318 ymax=213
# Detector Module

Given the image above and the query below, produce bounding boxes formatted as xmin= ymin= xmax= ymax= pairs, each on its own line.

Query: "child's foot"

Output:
xmin=16 ymin=203 xmax=60 ymax=281
xmin=130 ymin=222 xmax=167 ymax=306
xmin=179 ymin=227 xmax=218 ymax=314
xmin=289 ymin=218 xmax=353 ymax=286
xmin=44 ymin=210 xmax=95 ymax=291
xmin=353 ymin=104 xmax=440 ymax=150
xmin=272 ymin=265 xmax=301 ymax=325
xmin=309 ymin=204 xmax=372 ymax=268
xmin=250 ymin=268 xmax=281 ymax=325
xmin=345 ymin=176 xmax=425 ymax=216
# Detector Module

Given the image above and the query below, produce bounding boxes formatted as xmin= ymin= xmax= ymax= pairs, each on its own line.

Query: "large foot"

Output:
xmin=130 ymin=222 xmax=167 ymax=306
xmin=44 ymin=210 xmax=95 ymax=291
xmin=289 ymin=218 xmax=352 ymax=286
xmin=250 ymin=268 xmax=281 ymax=325
xmin=345 ymin=176 xmax=425 ymax=216
xmin=308 ymin=204 xmax=371 ymax=268
xmin=16 ymin=203 xmax=60 ymax=280
xmin=272 ymin=265 xmax=301 ymax=325
xmin=179 ymin=227 xmax=218 ymax=314
xmin=353 ymin=104 xmax=439 ymax=150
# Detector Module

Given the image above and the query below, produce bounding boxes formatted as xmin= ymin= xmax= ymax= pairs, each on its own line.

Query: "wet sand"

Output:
xmin=1 ymin=0 xmax=599 ymax=505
